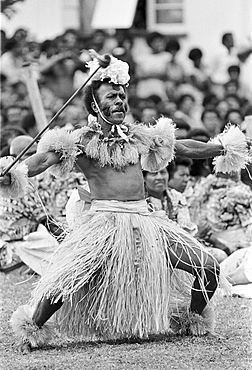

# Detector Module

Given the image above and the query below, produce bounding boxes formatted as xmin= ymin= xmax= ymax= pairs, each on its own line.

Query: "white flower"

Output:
xmin=86 ymin=56 xmax=130 ymax=85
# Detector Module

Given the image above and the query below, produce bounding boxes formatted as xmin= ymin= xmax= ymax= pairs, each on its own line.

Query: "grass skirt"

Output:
xmin=30 ymin=200 xmax=217 ymax=340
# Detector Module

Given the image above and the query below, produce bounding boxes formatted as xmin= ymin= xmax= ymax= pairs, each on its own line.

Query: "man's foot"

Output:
xmin=17 ymin=342 xmax=32 ymax=354
xmin=170 ymin=305 xmax=215 ymax=336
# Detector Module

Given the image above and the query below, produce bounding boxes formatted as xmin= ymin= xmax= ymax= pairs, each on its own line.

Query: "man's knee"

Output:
xmin=199 ymin=254 xmax=220 ymax=286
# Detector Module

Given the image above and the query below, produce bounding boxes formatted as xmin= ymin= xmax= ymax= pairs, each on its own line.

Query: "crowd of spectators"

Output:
xmin=1 ymin=28 xmax=252 ymax=142
xmin=0 ymin=27 xmax=252 ymax=292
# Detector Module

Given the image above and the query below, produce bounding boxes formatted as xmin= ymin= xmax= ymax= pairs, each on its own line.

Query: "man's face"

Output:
xmin=168 ymin=165 xmax=190 ymax=193
xmin=96 ymin=83 xmax=128 ymax=125
xmin=145 ymin=168 xmax=169 ymax=195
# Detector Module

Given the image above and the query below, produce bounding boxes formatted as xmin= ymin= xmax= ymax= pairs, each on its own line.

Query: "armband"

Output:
xmin=37 ymin=128 xmax=84 ymax=177
xmin=211 ymin=124 xmax=251 ymax=173
xmin=141 ymin=117 xmax=176 ymax=171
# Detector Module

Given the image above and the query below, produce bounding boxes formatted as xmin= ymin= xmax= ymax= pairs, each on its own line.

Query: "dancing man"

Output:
xmin=0 ymin=54 xmax=250 ymax=353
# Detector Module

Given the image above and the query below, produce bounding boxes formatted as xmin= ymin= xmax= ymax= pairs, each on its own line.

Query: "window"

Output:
xmin=147 ymin=0 xmax=186 ymax=35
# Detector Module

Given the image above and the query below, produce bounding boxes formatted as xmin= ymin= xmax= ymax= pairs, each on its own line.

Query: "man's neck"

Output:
xmin=99 ymin=120 xmax=113 ymax=137
xmin=98 ymin=117 xmax=124 ymax=137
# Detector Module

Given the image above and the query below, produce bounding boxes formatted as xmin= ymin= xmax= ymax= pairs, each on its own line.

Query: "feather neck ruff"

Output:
xmin=37 ymin=117 xmax=176 ymax=175
xmin=80 ymin=118 xmax=155 ymax=170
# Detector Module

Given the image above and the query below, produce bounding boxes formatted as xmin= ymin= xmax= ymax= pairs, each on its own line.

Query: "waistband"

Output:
xmin=90 ymin=199 xmax=150 ymax=215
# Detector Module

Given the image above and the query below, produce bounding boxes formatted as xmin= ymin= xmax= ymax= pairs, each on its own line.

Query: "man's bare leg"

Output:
xmin=168 ymin=239 xmax=220 ymax=335
xmin=19 ymin=297 xmax=63 ymax=353
xmin=32 ymin=297 xmax=64 ymax=327
xmin=168 ymin=241 xmax=220 ymax=315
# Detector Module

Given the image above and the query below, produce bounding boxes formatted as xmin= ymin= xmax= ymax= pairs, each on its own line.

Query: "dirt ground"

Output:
xmin=1 ymin=270 xmax=251 ymax=370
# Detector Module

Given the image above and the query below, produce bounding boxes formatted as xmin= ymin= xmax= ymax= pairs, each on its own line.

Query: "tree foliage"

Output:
xmin=1 ymin=0 xmax=26 ymax=19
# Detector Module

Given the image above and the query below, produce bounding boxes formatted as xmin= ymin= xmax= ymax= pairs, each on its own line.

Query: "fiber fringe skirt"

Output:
xmin=30 ymin=200 xmax=216 ymax=340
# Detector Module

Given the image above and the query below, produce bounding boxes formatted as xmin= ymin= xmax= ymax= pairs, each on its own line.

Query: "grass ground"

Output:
xmin=1 ymin=270 xmax=251 ymax=370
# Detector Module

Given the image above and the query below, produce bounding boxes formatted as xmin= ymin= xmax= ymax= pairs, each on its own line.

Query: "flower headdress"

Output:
xmin=86 ymin=55 xmax=130 ymax=85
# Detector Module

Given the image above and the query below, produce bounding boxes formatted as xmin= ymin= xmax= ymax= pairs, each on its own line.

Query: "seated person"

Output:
xmin=220 ymin=246 xmax=252 ymax=298
xmin=185 ymin=170 xmax=252 ymax=254
xmin=0 ymin=135 xmax=60 ymax=275
xmin=143 ymin=166 xmax=227 ymax=263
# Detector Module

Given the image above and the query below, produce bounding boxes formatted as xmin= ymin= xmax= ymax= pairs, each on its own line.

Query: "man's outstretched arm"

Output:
xmin=0 ymin=151 xmax=61 ymax=186
xmin=24 ymin=151 xmax=61 ymax=177
xmin=175 ymin=139 xmax=223 ymax=159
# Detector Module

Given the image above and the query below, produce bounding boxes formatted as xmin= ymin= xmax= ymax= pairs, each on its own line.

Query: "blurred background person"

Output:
xmin=140 ymin=105 xmax=160 ymax=126
xmin=168 ymin=156 xmax=192 ymax=194
xmin=220 ymin=245 xmax=252 ymax=298
xmin=143 ymin=165 xmax=227 ymax=262
xmin=185 ymin=47 xmax=212 ymax=96
xmin=174 ymin=93 xmax=203 ymax=130
xmin=0 ymin=135 xmax=59 ymax=275
xmin=224 ymin=108 xmax=244 ymax=129
xmin=143 ymin=167 xmax=197 ymax=236
xmin=185 ymin=170 xmax=252 ymax=255
xmin=200 ymin=108 xmax=222 ymax=137
xmin=165 ymin=39 xmax=186 ymax=88
xmin=135 ymin=31 xmax=171 ymax=101
xmin=0 ymin=37 xmax=25 ymax=84
xmin=209 ymin=32 xmax=252 ymax=90
xmin=0 ymin=125 xmax=27 ymax=156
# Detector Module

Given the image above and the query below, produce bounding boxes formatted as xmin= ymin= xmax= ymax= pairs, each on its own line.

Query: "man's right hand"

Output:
xmin=0 ymin=173 xmax=11 ymax=186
